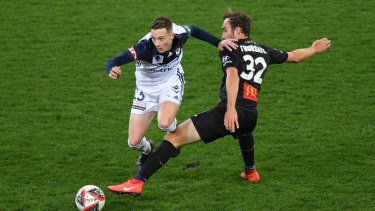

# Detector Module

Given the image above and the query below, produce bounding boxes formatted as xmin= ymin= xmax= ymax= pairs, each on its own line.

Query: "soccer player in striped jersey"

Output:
xmin=105 ymin=16 xmax=237 ymax=174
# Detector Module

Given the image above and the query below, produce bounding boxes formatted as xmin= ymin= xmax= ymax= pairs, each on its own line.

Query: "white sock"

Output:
xmin=159 ymin=118 xmax=177 ymax=132
xmin=128 ymin=137 xmax=151 ymax=154
xmin=142 ymin=138 xmax=152 ymax=155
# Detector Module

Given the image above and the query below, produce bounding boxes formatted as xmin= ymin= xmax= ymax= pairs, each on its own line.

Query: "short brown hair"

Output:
xmin=150 ymin=16 xmax=173 ymax=33
xmin=223 ymin=9 xmax=251 ymax=37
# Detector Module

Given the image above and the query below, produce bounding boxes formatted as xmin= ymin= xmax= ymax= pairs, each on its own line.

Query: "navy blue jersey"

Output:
xmin=128 ymin=24 xmax=191 ymax=65
xmin=105 ymin=24 xmax=221 ymax=73
xmin=218 ymin=38 xmax=288 ymax=110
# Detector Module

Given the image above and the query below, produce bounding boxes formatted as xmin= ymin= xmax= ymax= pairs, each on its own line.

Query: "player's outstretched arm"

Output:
xmin=105 ymin=48 xmax=137 ymax=78
xmin=286 ymin=38 xmax=331 ymax=63
xmin=187 ymin=25 xmax=237 ymax=51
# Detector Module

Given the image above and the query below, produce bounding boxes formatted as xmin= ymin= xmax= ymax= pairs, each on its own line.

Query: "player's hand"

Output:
xmin=109 ymin=66 xmax=122 ymax=79
xmin=218 ymin=39 xmax=238 ymax=51
xmin=224 ymin=107 xmax=239 ymax=133
xmin=312 ymin=38 xmax=331 ymax=53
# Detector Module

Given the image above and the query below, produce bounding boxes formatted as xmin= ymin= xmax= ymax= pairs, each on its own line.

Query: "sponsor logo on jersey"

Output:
xmin=222 ymin=56 xmax=232 ymax=67
xmin=128 ymin=47 xmax=138 ymax=60
xmin=149 ymin=67 xmax=174 ymax=72
xmin=243 ymin=82 xmax=258 ymax=102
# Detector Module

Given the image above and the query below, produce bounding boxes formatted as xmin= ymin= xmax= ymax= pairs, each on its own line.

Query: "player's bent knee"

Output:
xmin=128 ymin=138 xmax=142 ymax=150
xmin=159 ymin=119 xmax=177 ymax=132
xmin=158 ymin=120 xmax=169 ymax=130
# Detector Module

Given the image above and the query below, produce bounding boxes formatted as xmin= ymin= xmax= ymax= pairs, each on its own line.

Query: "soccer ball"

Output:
xmin=75 ymin=185 xmax=105 ymax=211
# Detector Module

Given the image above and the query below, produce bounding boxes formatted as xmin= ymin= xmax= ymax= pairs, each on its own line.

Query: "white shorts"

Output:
xmin=131 ymin=74 xmax=185 ymax=114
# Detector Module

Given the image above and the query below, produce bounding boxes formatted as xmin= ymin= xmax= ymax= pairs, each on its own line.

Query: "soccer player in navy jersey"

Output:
xmin=105 ymin=16 xmax=237 ymax=174
xmin=107 ymin=11 xmax=331 ymax=196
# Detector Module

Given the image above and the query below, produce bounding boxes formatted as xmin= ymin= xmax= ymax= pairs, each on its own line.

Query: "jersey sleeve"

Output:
xmin=219 ymin=48 xmax=238 ymax=70
xmin=173 ymin=25 xmax=192 ymax=46
xmin=185 ymin=25 xmax=221 ymax=47
xmin=104 ymin=39 xmax=151 ymax=73
xmin=105 ymin=50 xmax=134 ymax=73
xmin=131 ymin=39 xmax=151 ymax=60
xmin=265 ymin=46 xmax=288 ymax=64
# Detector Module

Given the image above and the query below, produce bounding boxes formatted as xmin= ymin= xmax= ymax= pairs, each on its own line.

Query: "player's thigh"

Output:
xmin=157 ymin=101 xmax=179 ymax=127
xmin=128 ymin=112 xmax=156 ymax=145
xmin=191 ymin=106 xmax=230 ymax=143
xmin=235 ymin=108 xmax=257 ymax=136
xmin=131 ymin=88 xmax=159 ymax=114
xmin=158 ymin=74 xmax=184 ymax=111
xmin=166 ymin=119 xmax=201 ymax=149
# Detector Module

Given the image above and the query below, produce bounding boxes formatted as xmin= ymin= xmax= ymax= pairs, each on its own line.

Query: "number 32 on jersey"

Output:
xmin=240 ymin=55 xmax=267 ymax=84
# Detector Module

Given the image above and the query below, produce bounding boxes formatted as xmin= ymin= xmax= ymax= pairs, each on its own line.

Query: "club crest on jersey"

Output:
xmin=152 ymin=55 xmax=164 ymax=64
xmin=222 ymin=56 xmax=232 ymax=67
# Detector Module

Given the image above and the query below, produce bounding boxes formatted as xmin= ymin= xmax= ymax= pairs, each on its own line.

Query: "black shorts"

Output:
xmin=191 ymin=105 xmax=257 ymax=143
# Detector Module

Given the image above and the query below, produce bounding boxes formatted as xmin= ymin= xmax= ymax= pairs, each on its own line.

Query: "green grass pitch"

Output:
xmin=1 ymin=0 xmax=374 ymax=210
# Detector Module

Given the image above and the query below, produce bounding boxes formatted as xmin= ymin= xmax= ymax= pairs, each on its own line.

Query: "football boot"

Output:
xmin=241 ymin=168 xmax=260 ymax=183
xmin=108 ymin=178 xmax=144 ymax=197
